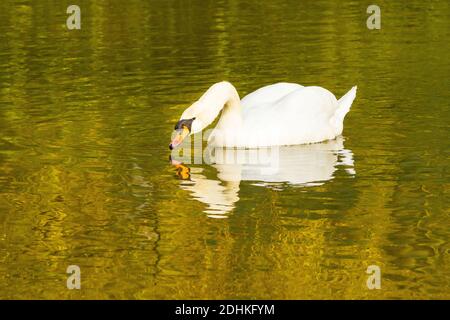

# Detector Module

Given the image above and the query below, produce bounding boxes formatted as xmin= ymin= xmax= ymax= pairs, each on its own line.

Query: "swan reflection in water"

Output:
xmin=171 ymin=136 xmax=355 ymax=218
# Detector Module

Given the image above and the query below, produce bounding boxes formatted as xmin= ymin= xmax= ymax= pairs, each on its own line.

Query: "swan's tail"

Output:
xmin=333 ymin=86 xmax=357 ymax=135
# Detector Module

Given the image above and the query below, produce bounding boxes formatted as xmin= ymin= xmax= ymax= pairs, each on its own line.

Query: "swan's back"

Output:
xmin=241 ymin=82 xmax=303 ymax=111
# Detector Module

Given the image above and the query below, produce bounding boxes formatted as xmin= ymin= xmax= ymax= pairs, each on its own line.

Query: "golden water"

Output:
xmin=0 ymin=0 xmax=449 ymax=299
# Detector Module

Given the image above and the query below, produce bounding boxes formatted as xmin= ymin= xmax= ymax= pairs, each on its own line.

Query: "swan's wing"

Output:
xmin=243 ymin=86 xmax=337 ymax=124
xmin=276 ymin=86 xmax=338 ymax=115
xmin=241 ymin=82 xmax=303 ymax=112
xmin=241 ymin=86 xmax=340 ymax=146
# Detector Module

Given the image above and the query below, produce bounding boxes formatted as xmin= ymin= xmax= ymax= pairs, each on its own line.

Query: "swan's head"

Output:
xmin=169 ymin=117 xmax=197 ymax=150
xmin=169 ymin=101 xmax=207 ymax=149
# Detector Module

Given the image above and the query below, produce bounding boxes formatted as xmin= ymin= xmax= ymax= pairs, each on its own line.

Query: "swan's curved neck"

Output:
xmin=197 ymin=81 xmax=242 ymax=131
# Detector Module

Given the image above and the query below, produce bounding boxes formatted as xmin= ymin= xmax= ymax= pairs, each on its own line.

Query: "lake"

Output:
xmin=0 ymin=0 xmax=449 ymax=299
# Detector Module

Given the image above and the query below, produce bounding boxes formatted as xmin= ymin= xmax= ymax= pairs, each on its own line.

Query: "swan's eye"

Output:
xmin=174 ymin=117 xmax=196 ymax=132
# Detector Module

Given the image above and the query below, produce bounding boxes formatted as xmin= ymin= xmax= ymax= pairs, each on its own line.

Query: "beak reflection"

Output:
xmin=169 ymin=156 xmax=191 ymax=180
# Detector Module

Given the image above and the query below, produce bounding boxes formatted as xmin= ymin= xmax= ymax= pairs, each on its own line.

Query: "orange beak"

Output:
xmin=169 ymin=127 xmax=189 ymax=150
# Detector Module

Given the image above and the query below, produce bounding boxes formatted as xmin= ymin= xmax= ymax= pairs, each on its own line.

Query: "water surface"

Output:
xmin=0 ymin=0 xmax=449 ymax=299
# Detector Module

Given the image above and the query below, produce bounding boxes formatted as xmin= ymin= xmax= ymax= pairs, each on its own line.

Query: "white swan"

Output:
xmin=169 ymin=81 xmax=357 ymax=149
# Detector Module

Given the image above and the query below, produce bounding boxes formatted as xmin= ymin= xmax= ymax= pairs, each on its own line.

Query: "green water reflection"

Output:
xmin=0 ymin=0 xmax=449 ymax=299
